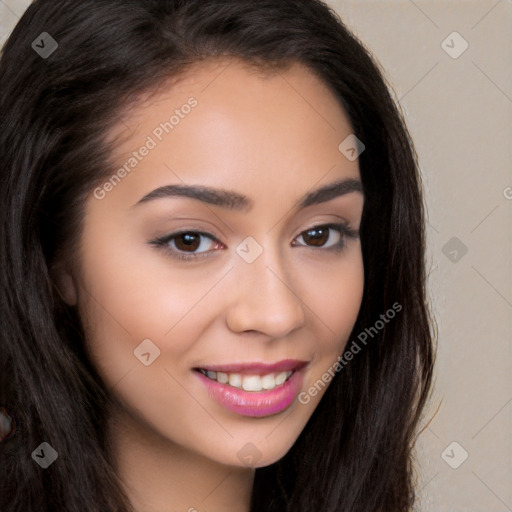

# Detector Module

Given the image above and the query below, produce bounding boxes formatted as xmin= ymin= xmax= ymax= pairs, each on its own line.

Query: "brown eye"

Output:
xmin=174 ymin=232 xmax=201 ymax=252
xmin=295 ymin=225 xmax=343 ymax=249
xmin=149 ymin=230 xmax=225 ymax=261
xmin=301 ymin=227 xmax=330 ymax=247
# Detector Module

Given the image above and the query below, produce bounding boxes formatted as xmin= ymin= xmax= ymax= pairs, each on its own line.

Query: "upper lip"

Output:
xmin=194 ymin=359 xmax=308 ymax=374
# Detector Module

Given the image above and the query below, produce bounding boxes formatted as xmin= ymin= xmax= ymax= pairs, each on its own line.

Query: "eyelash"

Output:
xmin=149 ymin=222 xmax=359 ymax=262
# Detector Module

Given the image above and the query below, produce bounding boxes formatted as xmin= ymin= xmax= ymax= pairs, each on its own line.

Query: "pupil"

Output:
xmin=304 ymin=228 xmax=328 ymax=247
xmin=176 ymin=233 xmax=200 ymax=251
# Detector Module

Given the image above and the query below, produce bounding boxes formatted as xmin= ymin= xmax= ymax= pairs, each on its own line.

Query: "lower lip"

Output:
xmin=195 ymin=370 xmax=304 ymax=417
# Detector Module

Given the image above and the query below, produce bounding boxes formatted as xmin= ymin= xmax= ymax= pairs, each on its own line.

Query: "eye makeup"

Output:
xmin=148 ymin=221 xmax=359 ymax=262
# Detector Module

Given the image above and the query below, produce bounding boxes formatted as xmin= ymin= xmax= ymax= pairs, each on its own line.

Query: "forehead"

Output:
xmin=116 ymin=58 xmax=348 ymax=129
xmin=98 ymin=58 xmax=360 ymax=208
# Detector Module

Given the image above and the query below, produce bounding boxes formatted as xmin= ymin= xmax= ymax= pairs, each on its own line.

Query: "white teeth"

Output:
xmin=216 ymin=371 xmax=228 ymax=384
xmin=228 ymin=373 xmax=242 ymax=388
xmin=200 ymin=369 xmax=293 ymax=391
xmin=261 ymin=374 xmax=275 ymax=390
xmin=275 ymin=371 xmax=288 ymax=386
xmin=242 ymin=375 xmax=262 ymax=391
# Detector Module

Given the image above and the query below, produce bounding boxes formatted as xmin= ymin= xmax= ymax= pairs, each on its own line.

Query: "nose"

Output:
xmin=225 ymin=252 xmax=306 ymax=338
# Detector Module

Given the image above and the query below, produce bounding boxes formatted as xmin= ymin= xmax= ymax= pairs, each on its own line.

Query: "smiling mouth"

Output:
xmin=195 ymin=369 xmax=294 ymax=392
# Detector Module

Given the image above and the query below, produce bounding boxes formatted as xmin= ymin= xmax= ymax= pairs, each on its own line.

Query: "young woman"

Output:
xmin=0 ymin=0 xmax=435 ymax=510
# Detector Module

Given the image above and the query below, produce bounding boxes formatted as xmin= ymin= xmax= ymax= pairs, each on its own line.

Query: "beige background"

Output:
xmin=1 ymin=1 xmax=511 ymax=510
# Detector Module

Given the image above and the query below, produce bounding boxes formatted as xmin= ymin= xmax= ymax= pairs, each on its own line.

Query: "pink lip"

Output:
xmin=194 ymin=362 xmax=308 ymax=418
xmin=195 ymin=359 xmax=308 ymax=374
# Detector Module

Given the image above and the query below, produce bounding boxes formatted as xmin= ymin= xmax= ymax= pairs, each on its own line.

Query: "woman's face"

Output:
xmin=65 ymin=60 xmax=364 ymax=468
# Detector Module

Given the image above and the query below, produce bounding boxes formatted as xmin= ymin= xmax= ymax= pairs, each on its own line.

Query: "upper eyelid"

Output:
xmin=165 ymin=229 xmax=222 ymax=244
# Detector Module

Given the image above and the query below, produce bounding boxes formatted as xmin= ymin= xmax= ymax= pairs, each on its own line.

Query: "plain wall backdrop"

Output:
xmin=1 ymin=1 xmax=511 ymax=511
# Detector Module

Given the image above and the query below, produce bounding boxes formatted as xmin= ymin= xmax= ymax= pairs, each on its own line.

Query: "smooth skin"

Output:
xmin=58 ymin=59 xmax=365 ymax=512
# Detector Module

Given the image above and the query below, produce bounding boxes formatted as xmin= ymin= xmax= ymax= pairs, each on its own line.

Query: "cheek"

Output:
xmin=305 ymin=247 xmax=364 ymax=345
xmin=75 ymin=230 xmax=224 ymax=384
xmin=297 ymin=247 xmax=364 ymax=393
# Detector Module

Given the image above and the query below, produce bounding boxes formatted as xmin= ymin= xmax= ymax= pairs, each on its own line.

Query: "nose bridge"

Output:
xmin=225 ymin=242 xmax=306 ymax=337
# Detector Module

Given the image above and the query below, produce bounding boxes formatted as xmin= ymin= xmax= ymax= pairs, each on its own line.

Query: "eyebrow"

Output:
xmin=133 ymin=177 xmax=363 ymax=211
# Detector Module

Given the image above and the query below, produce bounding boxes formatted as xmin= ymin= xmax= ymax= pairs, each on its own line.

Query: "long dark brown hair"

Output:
xmin=0 ymin=0 xmax=435 ymax=510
